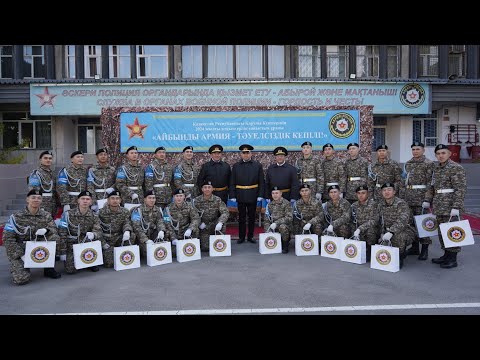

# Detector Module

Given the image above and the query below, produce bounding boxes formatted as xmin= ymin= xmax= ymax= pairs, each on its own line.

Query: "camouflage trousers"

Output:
xmin=103 ymin=233 xmax=137 ymax=267
xmin=410 ymin=206 xmax=432 ymax=245
xmin=8 ymin=258 xmax=31 ymax=285
xmin=436 ymin=214 xmax=461 ymax=253
xmin=331 ymin=224 xmax=352 ymax=239
xmin=356 ymin=227 xmax=379 ymax=246
xmin=199 ymin=222 xmax=227 ymax=252
xmin=386 ymin=226 xmax=415 ymax=255
xmin=40 ymin=198 xmax=58 ymax=218
xmin=263 ymin=224 xmax=290 ymax=245
xmin=293 ymin=219 xmax=323 ymax=237
xmin=64 ymin=241 xmax=78 ymax=274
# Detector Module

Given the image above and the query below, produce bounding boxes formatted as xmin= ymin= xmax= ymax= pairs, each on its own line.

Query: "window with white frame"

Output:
xmin=448 ymin=45 xmax=466 ymax=78
xmin=136 ymin=45 xmax=168 ymax=78
xmin=84 ymin=45 xmax=102 ymax=78
xmin=23 ymin=45 xmax=45 ymax=78
xmin=268 ymin=45 xmax=285 ymax=78
xmin=413 ymin=112 xmax=438 ymax=147
xmin=0 ymin=45 xmax=13 ymax=79
xmin=207 ymin=45 xmax=234 ymax=78
xmin=236 ymin=45 xmax=263 ymax=78
xmin=326 ymin=45 xmax=348 ymax=78
xmin=356 ymin=45 xmax=379 ymax=78
xmin=109 ymin=45 xmax=131 ymax=78
xmin=387 ymin=45 xmax=400 ymax=78
xmin=1 ymin=112 xmax=51 ymax=149
xmin=298 ymin=45 xmax=321 ymax=78
xmin=182 ymin=45 xmax=203 ymax=78
xmin=419 ymin=45 xmax=439 ymax=77
xmin=65 ymin=45 xmax=76 ymax=78
xmin=77 ymin=118 xmax=102 ymax=154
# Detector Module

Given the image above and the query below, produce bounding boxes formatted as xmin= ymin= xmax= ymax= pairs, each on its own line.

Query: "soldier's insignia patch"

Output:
xmin=400 ymin=83 xmax=425 ymax=108
xmin=447 ymin=226 xmax=466 ymax=243
xmin=119 ymin=250 xmax=135 ymax=265
xmin=80 ymin=248 xmax=98 ymax=264
xmin=422 ymin=217 xmax=438 ymax=231
xmin=183 ymin=243 xmax=196 ymax=257
xmin=301 ymin=238 xmax=314 ymax=252
xmin=324 ymin=240 xmax=337 ymax=255
xmin=375 ymin=249 xmax=392 ymax=265
xmin=30 ymin=246 xmax=50 ymax=263
xmin=154 ymin=246 xmax=168 ymax=261
xmin=264 ymin=236 xmax=277 ymax=249
xmin=344 ymin=243 xmax=358 ymax=258
xmin=213 ymin=239 xmax=227 ymax=252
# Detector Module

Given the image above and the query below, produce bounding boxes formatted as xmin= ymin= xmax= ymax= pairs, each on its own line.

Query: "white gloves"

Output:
xmin=102 ymin=243 xmax=110 ymax=250
xmin=172 ymin=239 xmax=178 ymax=245
xmin=230 ymin=198 xmax=237 ymax=203
xmin=131 ymin=193 xmax=139 ymax=200
xmin=60 ymin=255 xmax=67 ymax=261
xmin=383 ymin=232 xmax=393 ymax=241
xmin=184 ymin=228 xmax=192 ymax=237
xmin=269 ymin=223 xmax=277 ymax=231
xmin=146 ymin=240 xmax=154 ymax=245
xmin=257 ymin=197 xmax=263 ymax=202
xmin=215 ymin=222 xmax=223 ymax=231
xmin=327 ymin=225 xmax=334 ymax=233
xmin=106 ymin=187 xmax=115 ymax=194
xmin=450 ymin=208 xmax=460 ymax=217
xmin=422 ymin=202 xmax=431 ymax=209
xmin=35 ymin=228 xmax=47 ymax=236
xmin=86 ymin=232 xmax=95 ymax=240
xmin=199 ymin=222 xmax=207 ymax=230
xmin=63 ymin=204 xmax=70 ymax=212
xmin=157 ymin=231 xmax=165 ymax=240
xmin=303 ymin=223 xmax=312 ymax=231
xmin=354 ymin=228 xmax=361 ymax=237
xmin=122 ymin=231 xmax=130 ymax=241
xmin=315 ymin=193 xmax=322 ymax=200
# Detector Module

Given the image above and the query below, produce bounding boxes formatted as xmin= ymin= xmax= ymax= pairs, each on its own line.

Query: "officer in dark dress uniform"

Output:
xmin=197 ymin=144 xmax=231 ymax=204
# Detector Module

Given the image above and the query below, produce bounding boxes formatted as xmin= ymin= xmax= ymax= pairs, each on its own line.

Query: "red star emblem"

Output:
xmin=452 ymin=230 xmax=461 ymax=238
xmin=126 ymin=117 xmax=148 ymax=139
xmin=35 ymin=87 xmax=57 ymax=108
xmin=407 ymin=90 xmax=418 ymax=100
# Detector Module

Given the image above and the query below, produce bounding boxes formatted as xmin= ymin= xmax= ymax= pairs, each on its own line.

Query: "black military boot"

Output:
xmin=44 ymin=268 xmax=61 ymax=279
xmin=432 ymin=250 xmax=448 ymax=264
xmin=440 ymin=252 xmax=458 ymax=269
xmin=407 ymin=242 xmax=420 ymax=256
xmin=90 ymin=266 xmax=100 ymax=272
xmin=418 ymin=244 xmax=429 ymax=260
xmin=366 ymin=247 xmax=371 ymax=262
xmin=399 ymin=252 xmax=406 ymax=269
xmin=237 ymin=238 xmax=245 ymax=244
xmin=282 ymin=241 xmax=289 ymax=254
xmin=247 ymin=238 xmax=256 ymax=243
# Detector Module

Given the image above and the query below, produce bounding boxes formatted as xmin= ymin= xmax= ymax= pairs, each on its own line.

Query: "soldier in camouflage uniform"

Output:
xmin=344 ymin=143 xmax=369 ymax=204
xmin=192 ymin=180 xmax=230 ymax=252
xmin=377 ymin=182 xmax=415 ymax=269
xmin=173 ymin=146 xmax=201 ymax=201
xmin=323 ymin=185 xmax=352 ymax=238
xmin=131 ymin=190 xmax=166 ymax=258
xmin=27 ymin=150 xmax=58 ymax=218
xmin=292 ymin=183 xmax=324 ymax=237
xmin=321 ymin=143 xmax=346 ymax=201
xmin=144 ymin=146 xmax=174 ymax=209
xmin=430 ymin=144 xmax=467 ymax=269
xmin=58 ymin=191 xmax=103 ymax=274
xmin=116 ymin=145 xmax=145 ymax=205
xmin=368 ymin=144 xmax=403 ymax=201
xmin=2 ymin=189 xmax=62 ymax=285
xmin=404 ymin=142 xmax=435 ymax=260
xmin=57 ymin=150 xmax=88 ymax=212
xmin=264 ymin=187 xmax=293 ymax=253
xmin=87 ymin=148 xmax=116 ymax=211
xmin=351 ymin=185 xmax=379 ymax=261
xmin=295 ymin=141 xmax=324 ymax=202
xmin=98 ymin=190 xmax=135 ymax=267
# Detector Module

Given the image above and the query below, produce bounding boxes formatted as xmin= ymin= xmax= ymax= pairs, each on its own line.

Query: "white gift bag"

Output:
xmin=439 ymin=216 xmax=475 ymax=248
xmin=146 ymin=240 xmax=173 ymax=267
xmin=23 ymin=234 xmax=56 ymax=268
xmin=295 ymin=231 xmax=319 ymax=256
xmin=259 ymin=231 xmax=282 ymax=255
xmin=414 ymin=209 xmax=439 ymax=238
xmin=209 ymin=231 xmax=232 ymax=257
xmin=114 ymin=239 xmax=141 ymax=271
xmin=370 ymin=239 xmax=400 ymax=273
xmin=176 ymin=237 xmax=201 ymax=263
xmin=97 ymin=198 xmax=108 ymax=210
xmin=340 ymin=236 xmax=366 ymax=264
xmin=320 ymin=231 xmax=344 ymax=259
xmin=73 ymin=236 xmax=104 ymax=270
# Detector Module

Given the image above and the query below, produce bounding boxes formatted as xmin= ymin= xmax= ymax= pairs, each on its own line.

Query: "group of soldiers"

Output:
xmin=2 ymin=139 xmax=467 ymax=285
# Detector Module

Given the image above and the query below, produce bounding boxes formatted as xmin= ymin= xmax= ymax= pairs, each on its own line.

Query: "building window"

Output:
xmin=413 ymin=112 xmax=438 ymax=147
xmin=207 ymin=45 xmax=234 ymax=78
xmin=23 ymin=45 xmax=45 ymax=79
xmin=236 ymin=45 xmax=263 ymax=78
xmin=77 ymin=118 xmax=102 ymax=154
xmin=109 ymin=45 xmax=131 ymax=78
xmin=372 ymin=116 xmax=387 ymax=152
xmin=0 ymin=45 xmax=13 ymax=79
xmin=1 ymin=112 xmax=51 ymax=149
xmin=268 ymin=45 xmax=284 ymax=78
xmin=448 ymin=45 xmax=466 ymax=78
xmin=136 ymin=45 xmax=168 ymax=78
xmin=182 ymin=45 xmax=203 ymax=78
xmin=298 ymin=45 xmax=321 ymax=78
xmin=387 ymin=45 xmax=400 ymax=78
xmin=65 ymin=45 xmax=76 ymax=79
xmin=326 ymin=45 xmax=348 ymax=78
xmin=84 ymin=45 xmax=102 ymax=78
xmin=356 ymin=45 xmax=379 ymax=78
xmin=419 ymin=45 xmax=439 ymax=77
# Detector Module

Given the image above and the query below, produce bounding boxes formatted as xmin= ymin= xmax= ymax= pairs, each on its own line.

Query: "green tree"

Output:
xmin=0 ymin=123 xmax=25 ymax=164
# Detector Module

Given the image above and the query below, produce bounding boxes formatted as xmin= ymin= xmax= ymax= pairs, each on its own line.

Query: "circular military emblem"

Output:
xmin=154 ymin=246 xmax=168 ymax=261
xmin=446 ymin=226 xmax=466 ymax=243
xmin=324 ymin=240 xmax=337 ymax=255
xmin=422 ymin=217 xmax=438 ymax=232
xmin=375 ymin=249 xmax=392 ymax=265
xmin=183 ymin=243 xmax=197 ymax=257
xmin=213 ymin=239 xmax=227 ymax=252
xmin=328 ymin=112 xmax=355 ymax=139
xmin=344 ymin=243 xmax=358 ymax=258
xmin=399 ymin=83 xmax=425 ymax=108
xmin=80 ymin=248 xmax=98 ymax=264
xmin=301 ymin=238 xmax=314 ymax=252
xmin=119 ymin=250 xmax=135 ymax=265
xmin=30 ymin=246 xmax=50 ymax=263
xmin=265 ymin=236 xmax=278 ymax=250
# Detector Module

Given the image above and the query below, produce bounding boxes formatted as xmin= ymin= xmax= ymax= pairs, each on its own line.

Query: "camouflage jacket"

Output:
xmin=115 ymin=162 xmax=145 ymax=199
xmin=351 ymin=198 xmax=379 ymax=232
xmin=57 ymin=164 xmax=88 ymax=206
xmin=324 ymin=198 xmax=351 ymax=228
xmin=431 ymin=159 xmax=467 ymax=215
xmin=368 ymin=159 xmax=403 ymax=200
xmin=173 ymin=160 xmax=201 ymax=199
xmin=164 ymin=201 xmax=200 ymax=240
xmin=293 ymin=197 xmax=324 ymax=227
xmin=192 ymin=194 xmax=230 ymax=225
xmin=377 ymin=196 xmax=414 ymax=234
xmin=404 ymin=155 xmax=434 ymax=206
xmin=144 ymin=159 xmax=174 ymax=203
xmin=264 ymin=198 xmax=292 ymax=228
xmin=322 ymin=156 xmax=346 ymax=193
xmin=87 ymin=164 xmax=116 ymax=202
xmin=58 ymin=207 xmax=102 ymax=243
xmin=28 ymin=165 xmax=56 ymax=198
xmin=295 ymin=155 xmax=324 ymax=194
xmin=344 ymin=156 xmax=369 ymax=200
xmin=131 ymin=204 xmax=166 ymax=243
xmin=98 ymin=205 xmax=133 ymax=237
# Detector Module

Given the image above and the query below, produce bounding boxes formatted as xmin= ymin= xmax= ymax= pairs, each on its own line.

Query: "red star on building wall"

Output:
xmin=126 ymin=117 xmax=148 ymax=139
xmin=35 ymin=87 xmax=57 ymax=108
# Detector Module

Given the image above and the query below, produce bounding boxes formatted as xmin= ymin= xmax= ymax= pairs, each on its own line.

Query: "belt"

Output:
xmin=348 ymin=177 xmax=362 ymax=181
xmin=435 ymin=189 xmax=454 ymax=194
xmin=184 ymin=184 xmax=195 ymax=187
xmin=42 ymin=193 xmax=52 ymax=197
xmin=213 ymin=186 xmax=228 ymax=191
xmin=68 ymin=191 xmax=80 ymax=196
xmin=128 ymin=186 xmax=139 ymax=190
xmin=303 ymin=178 xmax=316 ymax=182
xmin=407 ymin=185 xmax=427 ymax=189
xmin=236 ymin=184 xmax=258 ymax=189
xmin=280 ymin=189 xmax=290 ymax=193
xmin=153 ymin=184 xmax=170 ymax=188
xmin=95 ymin=189 xmax=106 ymax=193
xmin=326 ymin=182 xmax=339 ymax=186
